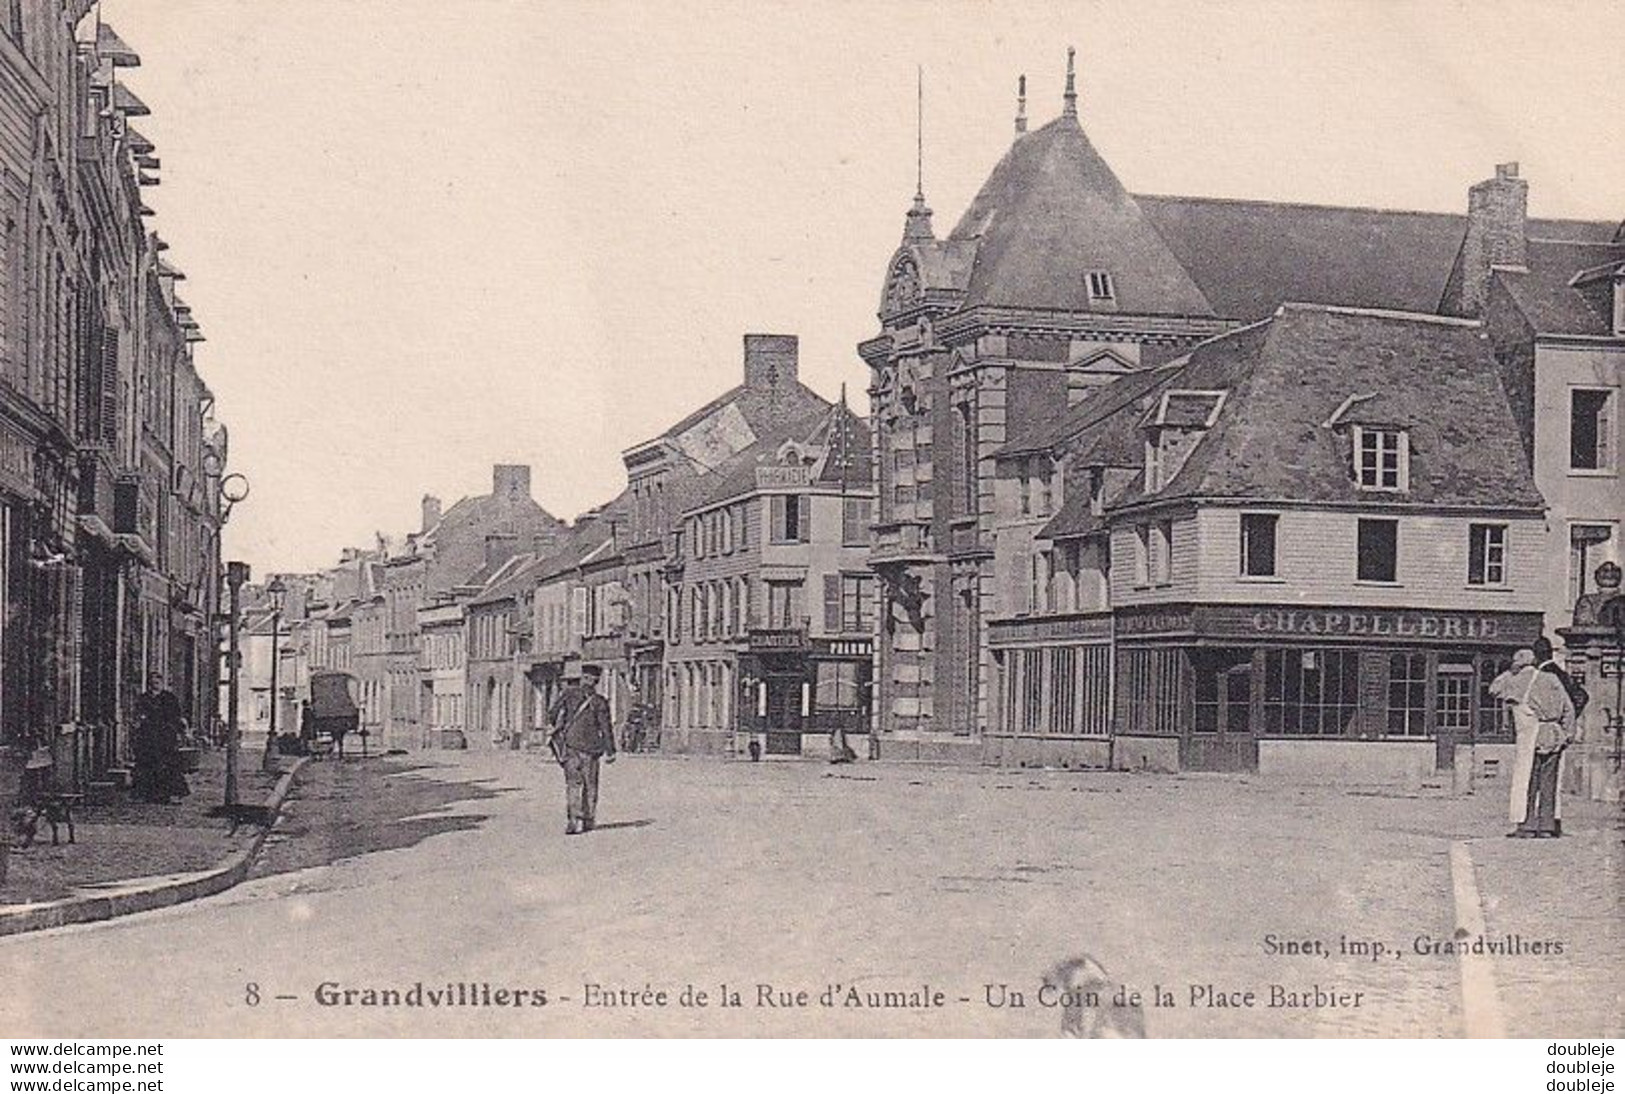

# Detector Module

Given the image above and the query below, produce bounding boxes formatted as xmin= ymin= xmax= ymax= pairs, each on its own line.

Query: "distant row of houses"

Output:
xmin=244 ymin=335 xmax=879 ymax=760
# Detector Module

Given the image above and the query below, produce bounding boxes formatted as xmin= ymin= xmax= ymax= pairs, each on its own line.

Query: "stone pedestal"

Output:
xmin=1555 ymin=622 xmax=1623 ymax=804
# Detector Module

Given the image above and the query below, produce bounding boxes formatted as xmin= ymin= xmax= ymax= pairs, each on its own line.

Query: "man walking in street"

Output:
xmin=546 ymin=665 xmax=616 ymax=835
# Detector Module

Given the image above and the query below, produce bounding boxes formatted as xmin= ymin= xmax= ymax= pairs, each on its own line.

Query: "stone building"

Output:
xmin=0 ymin=2 xmax=227 ymax=836
xmin=986 ymin=305 xmax=1548 ymax=781
xmin=861 ymin=52 xmax=1616 ymax=763
xmin=1452 ymin=166 xmax=1625 ymax=634
xmin=372 ymin=466 xmax=561 ymax=750
xmin=618 ymin=335 xmax=831 ymax=738
xmin=663 ymin=398 xmax=874 ymax=756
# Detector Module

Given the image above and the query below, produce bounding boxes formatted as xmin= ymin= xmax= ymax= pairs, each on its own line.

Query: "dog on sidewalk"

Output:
xmin=1042 ymin=955 xmax=1147 ymax=1038
xmin=9 ymin=798 xmax=75 ymax=849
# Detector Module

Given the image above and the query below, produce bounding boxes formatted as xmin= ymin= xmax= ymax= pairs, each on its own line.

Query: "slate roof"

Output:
xmin=928 ymin=104 xmax=1614 ymax=325
xmin=997 ymin=361 xmax=1183 ymax=458
xmin=1492 ymin=239 xmax=1625 ymax=337
xmin=1040 ymin=467 xmax=1140 ymax=540
xmin=468 ymin=553 xmax=543 ymax=608
xmin=682 ymin=402 xmax=871 ymax=514
xmin=1135 ymin=196 xmax=1618 ymax=323
xmin=948 ymin=116 xmax=1216 ymax=317
xmin=534 ymin=492 xmax=633 ymax=583
xmin=1112 ymin=305 xmax=1545 ymax=511
xmin=631 ymin=378 xmax=831 ymax=459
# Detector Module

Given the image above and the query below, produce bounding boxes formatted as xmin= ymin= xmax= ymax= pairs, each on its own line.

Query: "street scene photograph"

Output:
xmin=0 ymin=0 xmax=1621 ymax=1044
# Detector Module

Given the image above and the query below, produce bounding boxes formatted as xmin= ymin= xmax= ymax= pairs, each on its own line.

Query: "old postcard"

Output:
xmin=0 ymin=0 xmax=1620 ymax=1041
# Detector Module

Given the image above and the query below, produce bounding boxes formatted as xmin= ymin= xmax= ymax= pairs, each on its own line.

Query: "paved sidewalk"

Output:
xmin=0 ymin=751 xmax=297 ymax=934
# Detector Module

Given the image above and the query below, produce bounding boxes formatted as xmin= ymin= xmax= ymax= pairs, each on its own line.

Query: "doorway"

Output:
xmin=1185 ymin=648 xmax=1258 ymax=771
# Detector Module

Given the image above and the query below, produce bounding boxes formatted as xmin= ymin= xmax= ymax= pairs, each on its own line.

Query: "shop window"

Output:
xmin=1356 ymin=519 xmax=1398 ymax=583
xmin=1240 ymin=513 xmax=1278 ymax=578
xmin=1570 ymin=388 xmax=1615 ymax=471
xmin=1467 ymin=523 xmax=1507 ymax=586
xmin=1354 ymin=427 xmax=1409 ymax=491
xmin=815 ymin=661 xmax=861 ymax=710
xmin=1476 ymin=656 xmax=1516 ymax=742
xmin=1387 ymin=653 xmax=1429 ymax=737
xmin=1261 ymin=649 xmax=1360 ymax=736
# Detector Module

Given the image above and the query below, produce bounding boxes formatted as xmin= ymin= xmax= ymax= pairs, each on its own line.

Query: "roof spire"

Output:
xmin=914 ymin=64 xmax=925 ymax=203
xmin=903 ymin=64 xmax=934 ymax=241
xmin=1014 ymin=74 xmax=1027 ymax=135
xmin=1063 ymin=46 xmax=1077 ymax=118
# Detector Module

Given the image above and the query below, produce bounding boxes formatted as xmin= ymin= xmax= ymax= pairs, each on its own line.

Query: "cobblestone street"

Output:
xmin=1 ymin=751 xmax=1618 ymax=1038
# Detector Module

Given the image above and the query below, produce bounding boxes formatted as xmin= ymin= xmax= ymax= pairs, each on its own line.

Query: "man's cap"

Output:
xmin=1512 ymin=648 xmax=1536 ymax=668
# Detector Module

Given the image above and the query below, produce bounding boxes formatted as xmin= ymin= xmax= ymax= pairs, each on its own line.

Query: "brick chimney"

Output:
xmin=492 ymin=464 xmax=531 ymax=500
xmin=1457 ymin=162 xmax=1528 ymax=316
xmin=421 ymin=494 xmax=442 ymax=532
xmin=743 ymin=333 xmax=798 ymax=390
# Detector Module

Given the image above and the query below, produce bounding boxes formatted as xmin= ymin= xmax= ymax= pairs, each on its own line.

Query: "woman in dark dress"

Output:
xmin=132 ymin=675 xmax=190 ymax=803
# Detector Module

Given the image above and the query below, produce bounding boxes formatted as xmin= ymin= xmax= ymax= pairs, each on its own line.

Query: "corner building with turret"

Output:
xmin=860 ymin=54 xmax=1619 ymax=767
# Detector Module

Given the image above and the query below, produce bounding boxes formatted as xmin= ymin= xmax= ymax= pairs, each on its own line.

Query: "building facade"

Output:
xmin=1 ymin=3 xmax=228 ymax=840
xmin=862 ymin=56 xmax=1615 ymax=774
xmin=664 ymin=401 xmax=876 ymax=756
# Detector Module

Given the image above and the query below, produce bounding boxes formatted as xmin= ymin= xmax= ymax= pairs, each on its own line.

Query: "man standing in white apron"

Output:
xmin=1488 ymin=648 xmax=1539 ymax=836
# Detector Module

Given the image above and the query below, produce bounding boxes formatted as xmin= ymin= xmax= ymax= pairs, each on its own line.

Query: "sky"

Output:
xmin=95 ymin=0 xmax=1625 ymax=574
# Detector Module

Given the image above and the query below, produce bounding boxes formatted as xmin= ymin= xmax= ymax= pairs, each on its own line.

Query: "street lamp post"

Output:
xmin=264 ymin=576 xmax=285 ymax=774
xmin=206 ymin=461 xmax=251 ymax=812
xmin=223 ymin=562 xmax=248 ymax=807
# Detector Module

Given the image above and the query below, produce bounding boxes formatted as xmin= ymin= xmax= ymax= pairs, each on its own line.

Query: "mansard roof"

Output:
xmin=683 ymin=400 xmax=871 ymax=514
xmin=948 ymin=115 xmax=1216 ymax=317
xmin=1114 ymin=305 xmax=1545 ymax=512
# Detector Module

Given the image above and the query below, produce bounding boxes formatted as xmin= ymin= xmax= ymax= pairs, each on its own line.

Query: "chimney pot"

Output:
xmin=743 ymin=333 xmax=799 ymax=389
xmin=1453 ymin=162 xmax=1529 ymax=317
xmin=492 ymin=464 xmax=531 ymax=501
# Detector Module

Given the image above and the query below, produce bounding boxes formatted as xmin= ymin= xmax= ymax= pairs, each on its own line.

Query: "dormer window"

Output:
xmin=1143 ymin=389 xmax=1226 ymax=494
xmin=1085 ymin=271 xmax=1115 ymax=302
xmin=1353 ymin=426 xmax=1409 ymax=491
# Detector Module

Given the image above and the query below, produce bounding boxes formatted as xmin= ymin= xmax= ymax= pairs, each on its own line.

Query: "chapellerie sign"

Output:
xmin=1115 ymin=604 xmax=1543 ymax=645
xmin=1246 ymin=608 xmax=1504 ymax=641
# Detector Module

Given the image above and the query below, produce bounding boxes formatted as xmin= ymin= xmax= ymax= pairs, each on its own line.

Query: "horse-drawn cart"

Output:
xmin=301 ymin=671 xmax=364 ymax=759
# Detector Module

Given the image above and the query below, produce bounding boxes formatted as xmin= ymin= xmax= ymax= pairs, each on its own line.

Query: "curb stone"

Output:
xmin=0 ymin=757 xmax=312 ymax=938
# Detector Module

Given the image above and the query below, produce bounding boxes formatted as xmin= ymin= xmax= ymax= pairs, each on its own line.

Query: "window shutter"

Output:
xmin=570 ymin=586 xmax=587 ymax=638
xmin=770 ymin=495 xmax=786 ymax=541
xmin=823 ymin=574 xmax=841 ymax=632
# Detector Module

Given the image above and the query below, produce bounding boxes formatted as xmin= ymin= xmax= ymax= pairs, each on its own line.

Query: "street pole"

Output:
xmin=224 ymin=562 xmax=247 ymax=808
xmin=264 ymin=605 xmax=281 ymax=773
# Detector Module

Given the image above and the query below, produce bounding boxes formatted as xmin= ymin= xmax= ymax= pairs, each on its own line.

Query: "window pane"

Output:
xmin=1357 ymin=519 xmax=1398 ymax=582
xmin=1571 ymin=389 xmax=1611 ymax=470
xmin=1241 ymin=514 xmax=1277 ymax=577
